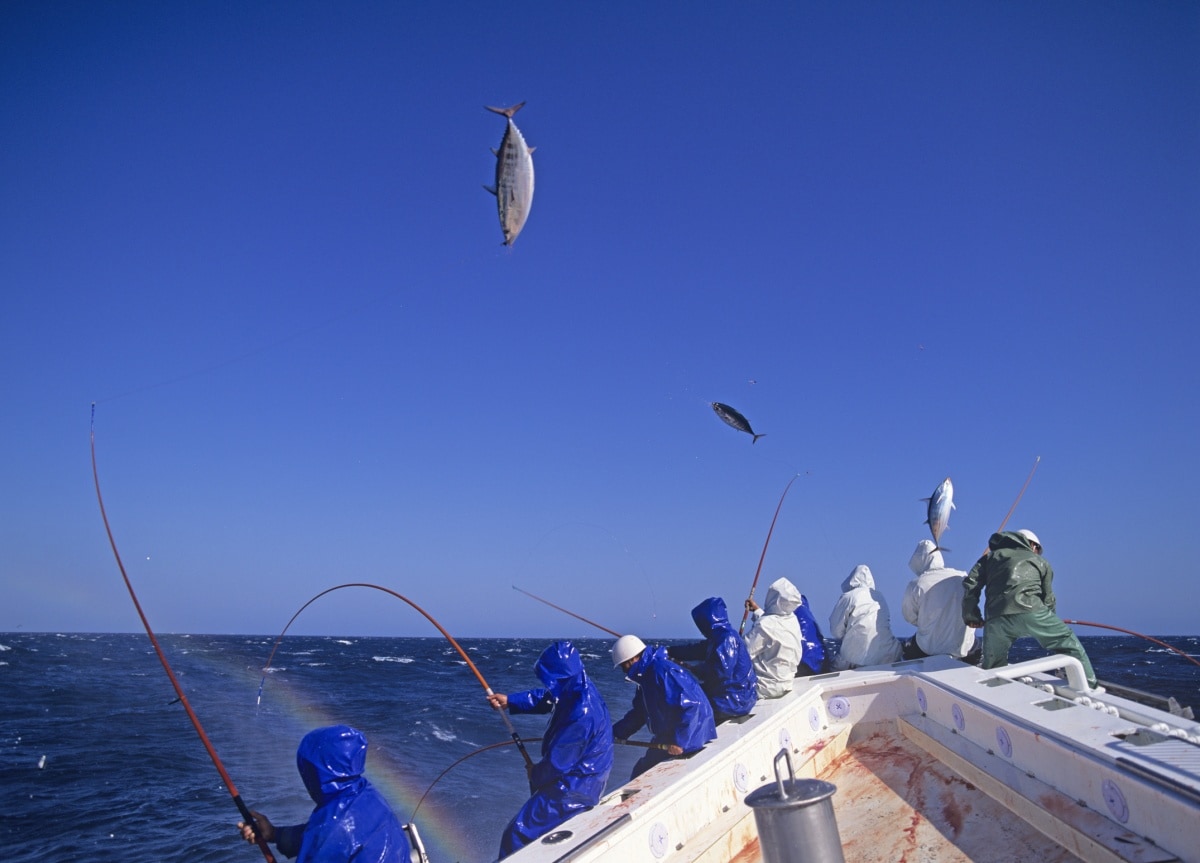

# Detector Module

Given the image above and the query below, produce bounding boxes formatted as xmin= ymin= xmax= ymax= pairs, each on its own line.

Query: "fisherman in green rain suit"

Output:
xmin=962 ymin=529 xmax=1097 ymax=688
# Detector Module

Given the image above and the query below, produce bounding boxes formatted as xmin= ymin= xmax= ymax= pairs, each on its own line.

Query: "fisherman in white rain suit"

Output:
xmin=828 ymin=565 xmax=902 ymax=669
xmin=901 ymin=540 xmax=979 ymax=661
xmin=743 ymin=577 xmax=805 ymax=698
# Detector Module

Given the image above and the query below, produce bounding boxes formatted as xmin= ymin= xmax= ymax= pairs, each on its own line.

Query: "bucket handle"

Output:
xmin=772 ymin=748 xmax=796 ymax=800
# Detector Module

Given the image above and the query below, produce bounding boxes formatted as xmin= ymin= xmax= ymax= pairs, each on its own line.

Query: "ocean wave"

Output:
xmin=373 ymin=655 xmax=414 ymax=663
xmin=0 ymin=644 xmax=11 ymax=651
xmin=429 ymin=723 xmax=457 ymax=742
xmin=334 ymin=639 xmax=353 ymax=645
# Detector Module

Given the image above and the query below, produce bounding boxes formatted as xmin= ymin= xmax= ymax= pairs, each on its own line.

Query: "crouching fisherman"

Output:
xmin=743 ymin=577 xmax=805 ymax=698
xmin=611 ymin=634 xmax=717 ymax=780
xmin=237 ymin=724 xmax=412 ymax=862
xmin=666 ymin=596 xmax=758 ymax=722
xmin=488 ymin=640 xmax=615 ymax=859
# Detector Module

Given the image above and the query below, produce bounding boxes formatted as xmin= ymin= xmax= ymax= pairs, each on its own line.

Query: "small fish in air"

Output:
xmin=483 ymin=102 xmax=535 ymax=246
xmin=711 ymin=402 xmax=764 ymax=444
xmin=923 ymin=477 xmax=955 ymax=552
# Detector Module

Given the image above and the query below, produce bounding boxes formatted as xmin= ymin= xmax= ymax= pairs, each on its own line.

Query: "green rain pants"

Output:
xmin=981 ymin=607 xmax=1097 ymax=688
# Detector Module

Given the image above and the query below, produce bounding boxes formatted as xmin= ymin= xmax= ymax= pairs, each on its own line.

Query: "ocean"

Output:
xmin=2 ymin=632 xmax=1197 ymax=863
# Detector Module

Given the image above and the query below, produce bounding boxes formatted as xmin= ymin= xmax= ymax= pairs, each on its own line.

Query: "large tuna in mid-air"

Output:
xmin=923 ymin=477 xmax=955 ymax=551
xmin=711 ymin=402 xmax=764 ymax=444
xmin=483 ymin=102 xmax=535 ymax=246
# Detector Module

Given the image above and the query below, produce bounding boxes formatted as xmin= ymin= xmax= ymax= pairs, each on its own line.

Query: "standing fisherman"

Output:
xmin=487 ymin=641 xmax=614 ymax=859
xmin=962 ymin=530 xmax=1097 ymax=688
xmin=667 ymin=597 xmax=758 ymax=722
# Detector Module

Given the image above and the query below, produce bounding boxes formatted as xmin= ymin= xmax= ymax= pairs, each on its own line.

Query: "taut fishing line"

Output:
xmin=1063 ymin=620 xmax=1200 ymax=670
xmin=737 ymin=473 xmax=800 ymax=635
xmin=90 ymin=404 xmax=277 ymax=862
xmin=259 ymin=582 xmax=535 ymax=772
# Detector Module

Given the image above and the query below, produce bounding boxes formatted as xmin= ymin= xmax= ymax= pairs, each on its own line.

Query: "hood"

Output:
xmin=763 ymin=577 xmax=802 ymax=616
xmin=988 ymin=530 xmax=1038 ymax=554
xmin=534 ymin=640 xmax=585 ymax=701
xmin=841 ymin=564 xmax=875 ymax=592
xmin=690 ymin=596 xmax=730 ymax=637
xmin=909 ymin=540 xmax=944 ymax=575
xmin=296 ymin=725 xmax=369 ymax=806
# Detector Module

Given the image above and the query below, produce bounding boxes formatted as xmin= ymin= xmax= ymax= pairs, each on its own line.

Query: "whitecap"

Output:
xmin=430 ymin=724 xmax=457 ymax=742
xmin=373 ymin=656 xmax=414 ymax=664
xmin=0 ymin=644 xmax=11 ymax=651
xmin=334 ymin=639 xmax=353 ymax=645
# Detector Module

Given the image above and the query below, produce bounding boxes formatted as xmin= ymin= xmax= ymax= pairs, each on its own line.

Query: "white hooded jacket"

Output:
xmin=828 ymin=565 xmax=902 ymax=669
xmin=743 ymin=577 xmax=804 ymax=698
xmin=901 ymin=540 xmax=977 ymax=659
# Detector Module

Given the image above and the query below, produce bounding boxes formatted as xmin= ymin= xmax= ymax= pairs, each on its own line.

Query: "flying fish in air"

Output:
xmin=923 ymin=477 xmax=955 ymax=552
xmin=484 ymin=102 xmax=535 ymax=246
xmin=711 ymin=402 xmax=764 ymax=444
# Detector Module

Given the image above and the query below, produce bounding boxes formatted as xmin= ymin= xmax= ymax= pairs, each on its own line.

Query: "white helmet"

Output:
xmin=1016 ymin=529 xmax=1041 ymax=548
xmin=611 ymin=634 xmax=646 ymax=667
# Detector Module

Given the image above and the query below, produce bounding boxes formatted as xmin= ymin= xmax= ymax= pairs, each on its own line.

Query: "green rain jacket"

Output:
xmin=961 ymin=531 xmax=1056 ymax=627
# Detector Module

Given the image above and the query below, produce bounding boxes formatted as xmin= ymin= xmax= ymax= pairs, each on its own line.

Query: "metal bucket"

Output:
xmin=743 ymin=749 xmax=844 ymax=863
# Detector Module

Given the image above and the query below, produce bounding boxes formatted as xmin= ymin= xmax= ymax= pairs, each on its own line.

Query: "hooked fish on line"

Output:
xmin=711 ymin=402 xmax=764 ymax=444
xmin=484 ymin=102 xmax=535 ymax=246
xmin=923 ymin=477 xmax=954 ymax=552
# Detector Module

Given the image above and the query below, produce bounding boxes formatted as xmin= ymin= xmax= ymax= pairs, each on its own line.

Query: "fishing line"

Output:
xmin=258 ymin=582 xmax=535 ymax=771
xmin=1063 ymin=620 xmax=1200 ymax=670
xmin=738 ymin=473 xmax=800 ymax=635
xmin=90 ymin=404 xmax=276 ymax=863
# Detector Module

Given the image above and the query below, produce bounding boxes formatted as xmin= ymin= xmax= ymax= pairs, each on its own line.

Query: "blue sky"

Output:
xmin=2 ymin=2 xmax=1197 ymax=641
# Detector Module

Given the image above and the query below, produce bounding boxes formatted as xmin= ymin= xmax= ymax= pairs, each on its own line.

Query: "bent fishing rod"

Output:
xmin=739 ymin=474 xmax=800 ymax=635
xmin=975 ymin=456 xmax=1043 ymax=559
xmin=1062 ymin=620 xmax=1200 ymax=670
xmin=259 ymin=582 xmax=535 ymax=771
xmin=90 ymin=405 xmax=276 ymax=863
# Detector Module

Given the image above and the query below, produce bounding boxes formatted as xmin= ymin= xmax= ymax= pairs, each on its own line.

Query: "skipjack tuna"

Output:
xmin=711 ymin=402 xmax=764 ymax=443
xmin=484 ymin=102 xmax=535 ymax=246
xmin=923 ymin=477 xmax=955 ymax=551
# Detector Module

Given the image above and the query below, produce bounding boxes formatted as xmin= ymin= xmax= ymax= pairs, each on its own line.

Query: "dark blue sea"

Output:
xmin=1 ymin=633 xmax=1197 ymax=863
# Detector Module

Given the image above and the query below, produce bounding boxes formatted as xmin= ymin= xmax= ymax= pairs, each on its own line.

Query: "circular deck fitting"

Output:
xmin=779 ymin=728 xmax=793 ymax=752
xmin=1103 ymin=779 xmax=1129 ymax=823
xmin=952 ymin=703 xmax=965 ymax=731
xmin=917 ymin=687 xmax=928 ymax=713
xmin=649 ymin=822 xmax=669 ymax=858
xmin=733 ymin=761 xmax=750 ymax=792
xmin=996 ymin=725 xmax=1012 ymax=758
xmin=540 ymin=830 xmax=573 ymax=845
xmin=828 ymin=696 xmax=851 ymax=719
xmin=808 ymin=705 xmax=822 ymax=731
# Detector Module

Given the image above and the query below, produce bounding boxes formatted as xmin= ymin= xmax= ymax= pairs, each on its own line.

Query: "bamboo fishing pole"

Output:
xmin=90 ymin=405 xmax=276 ymax=862
xmin=259 ymin=582 xmax=535 ymax=771
xmin=512 ymin=585 xmax=621 ymax=637
xmin=1063 ymin=620 xmax=1200 ymax=670
xmin=738 ymin=474 xmax=800 ymax=635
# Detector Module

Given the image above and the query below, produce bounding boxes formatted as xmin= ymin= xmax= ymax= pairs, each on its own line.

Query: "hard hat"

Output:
xmin=611 ymin=634 xmax=646 ymax=667
xmin=1016 ymin=529 xmax=1041 ymax=547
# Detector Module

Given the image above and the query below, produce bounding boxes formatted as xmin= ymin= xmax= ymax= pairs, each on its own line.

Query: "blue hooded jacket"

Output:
xmin=794 ymin=595 xmax=827 ymax=674
xmin=499 ymin=641 xmax=614 ymax=858
xmin=668 ymin=597 xmax=758 ymax=718
xmin=612 ymin=645 xmax=717 ymax=752
xmin=276 ymin=725 xmax=410 ymax=863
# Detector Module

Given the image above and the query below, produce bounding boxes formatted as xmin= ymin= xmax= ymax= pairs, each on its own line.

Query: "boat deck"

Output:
xmin=730 ymin=725 xmax=1083 ymax=863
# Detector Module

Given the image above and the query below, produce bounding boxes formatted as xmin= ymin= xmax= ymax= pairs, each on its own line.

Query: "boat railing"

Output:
xmin=987 ymin=654 xmax=1091 ymax=692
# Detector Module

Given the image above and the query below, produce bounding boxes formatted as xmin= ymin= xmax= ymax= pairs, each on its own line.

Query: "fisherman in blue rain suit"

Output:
xmin=794 ymin=594 xmax=829 ymax=676
xmin=666 ymin=596 xmax=758 ymax=722
xmin=488 ymin=640 xmax=615 ymax=859
xmin=611 ymin=634 xmax=718 ymax=779
xmin=237 ymin=724 xmax=410 ymax=863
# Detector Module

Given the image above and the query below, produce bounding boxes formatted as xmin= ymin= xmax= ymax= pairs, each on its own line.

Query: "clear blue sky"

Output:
xmin=2 ymin=2 xmax=1197 ymax=640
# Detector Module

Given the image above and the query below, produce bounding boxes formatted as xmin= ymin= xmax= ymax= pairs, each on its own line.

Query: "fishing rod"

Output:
xmin=90 ymin=405 xmax=276 ymax=863
xmin=739 ymin=474 xmax=800 ymax=635
xmin=259 ymin=582 xmax=535 ymax=772
xmin=1063 ymin=620 xmax=1200 ymax=670
xmin=410 ymin=735 xmax=668 ymax=822
xmin=512 ymin=585 xmax=621 ymax=637
xmin=995 ymin=456 xmax=1041 ymax=536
